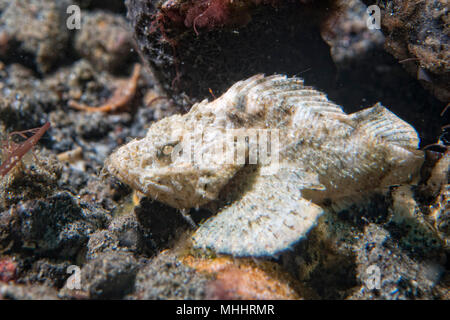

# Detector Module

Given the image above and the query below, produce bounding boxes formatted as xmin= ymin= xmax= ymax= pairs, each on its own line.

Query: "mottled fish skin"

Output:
xmin=106 ymin=74 xmax=424 ymax=257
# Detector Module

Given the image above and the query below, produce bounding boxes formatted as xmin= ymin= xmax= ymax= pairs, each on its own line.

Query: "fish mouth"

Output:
xmin=145 ymin=179 xmax=174 ymax=194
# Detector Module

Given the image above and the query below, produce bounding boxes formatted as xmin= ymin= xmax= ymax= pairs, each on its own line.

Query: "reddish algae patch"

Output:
xmin=0 ymin=257 xmax=17 ymax=282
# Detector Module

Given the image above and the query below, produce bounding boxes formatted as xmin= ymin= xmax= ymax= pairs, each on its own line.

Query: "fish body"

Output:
xmin=106 ymin=75 xmax=424 ymax=256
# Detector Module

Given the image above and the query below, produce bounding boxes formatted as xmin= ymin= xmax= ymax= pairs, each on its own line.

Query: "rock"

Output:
xmin=0 ymin=64 xmax=58 ymax=130
xmin=417 ymin=151 xmax=450 ymax=245
xmin=125 ymin=0 xmax=338 ymax=108
xmin=86 ymin=211 xmax=150 ymax=259
xmin=74 ymin=12 xmax=135 ymax=73
xmin=322 ymin=0 xmax=385 ymax=63
xmin=320 ymin=0 xmax=446 ymax=148
xmin=0 ymin=283 xmax=59 ymax=300
xmin=388 ymin=185 xmax=443 ymax=259
xmin=61 ymin=251 xmax=139 ymax=299
xmin=280 ymin=189 xmax=447 ymax=299
xmin=78 ymin=175 xmax=132 ymax=212
xmin=362 ymin=0 xmax=449 ymax=102
xmin=19 ymin=259 xmax=72 ymax=288
xmin=128 ymin=251 xmax=208 ymax=300
xmin=431 ymin=183 xmax=449 ymax=244
xmin=280 ymin=208 xmax=363 ymax=299
xmin=134 ymin=198 xmax=191 ymax=250
xmin=0 ymin=149 xmax=61 ymax=210
xmin=0 ymin=0 xmax=71 ymax=73
xmin=75 ymin=112 xmax=114 ymax=140
xmin=350 ymin=224 xmax=446 ymax=299
xmin=87 ymin=197 xmax=191 ymax=260
xmin=0 ymin=192 xmax=111 ymax=259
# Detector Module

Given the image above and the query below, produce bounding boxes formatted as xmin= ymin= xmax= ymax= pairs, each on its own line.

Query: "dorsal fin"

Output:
xmin=226 ymin=75 xmax=347 ymax=119
xmin=212 ymin=75 xmax=347 ymax=119
xmin=350 ymin=103 xmax=420 ymax=149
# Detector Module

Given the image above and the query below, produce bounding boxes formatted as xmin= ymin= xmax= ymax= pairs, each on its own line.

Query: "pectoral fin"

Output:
xmin=192 ymin=168 xmax=324 ymax=257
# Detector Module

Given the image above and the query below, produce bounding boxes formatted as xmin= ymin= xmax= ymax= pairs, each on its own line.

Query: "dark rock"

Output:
xmin=317 ymin=0 xmax=447 ymax=147
xmin=0 ymin=282 xmax=59 ymax=300
xmin=87 ymin=199 xmax=191 ymax=260
xmin=0 ymin=192 xmax=111 ymax=260
xmin=78 ymin=175 xmax=132 ymax=211
xmin=322 ymin=0 xmax=385 ymax=63
xmin=281 ymin=210 xmax=360 ymax=299
xmin=126 ymin=0 xmax=337 ymax=108
xmin=87 ymin=212 xmax=149 ymax=259
xmin=134 ymin=198 xmax=191 ymax=250
xmin=281 ymin=191 xmax=447 ymax=299
xmin=61 ymin=251 xmax=139 ymax=299
xmin=362 ymin=0 xmax=450 ymax=102
xmin=0 ymin=64 xmax=57 ymax=130
xmin=0 ymin=150 xmax=62 ymax=210
xmin=128 ymin=251 xmax=208 ymax=300
xmin=0 ymin=0 xmax=72 ymax=73
xmin=18 ymin=259 xmax=72 ymax=288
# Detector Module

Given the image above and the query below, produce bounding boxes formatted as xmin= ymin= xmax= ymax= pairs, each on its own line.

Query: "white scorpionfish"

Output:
xmin=106 ymin=74 xmax=424 ymax=257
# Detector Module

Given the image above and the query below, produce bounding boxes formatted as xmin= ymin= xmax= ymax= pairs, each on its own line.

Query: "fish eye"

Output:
xmin=162 ymin=145 xmax=174 ymax=156
xmin=157 ymin=143 xmax=177 ymax=159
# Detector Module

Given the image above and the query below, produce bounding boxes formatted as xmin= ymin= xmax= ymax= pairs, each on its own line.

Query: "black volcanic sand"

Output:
xmin=0 ymin=0 xmax=448 ymax=300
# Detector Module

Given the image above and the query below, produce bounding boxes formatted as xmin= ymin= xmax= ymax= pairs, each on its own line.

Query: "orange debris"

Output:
xmin=68 ymin=64 xmax=141 ymax=113
xmin=183 ymin=255 xmax=302 ymax=300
